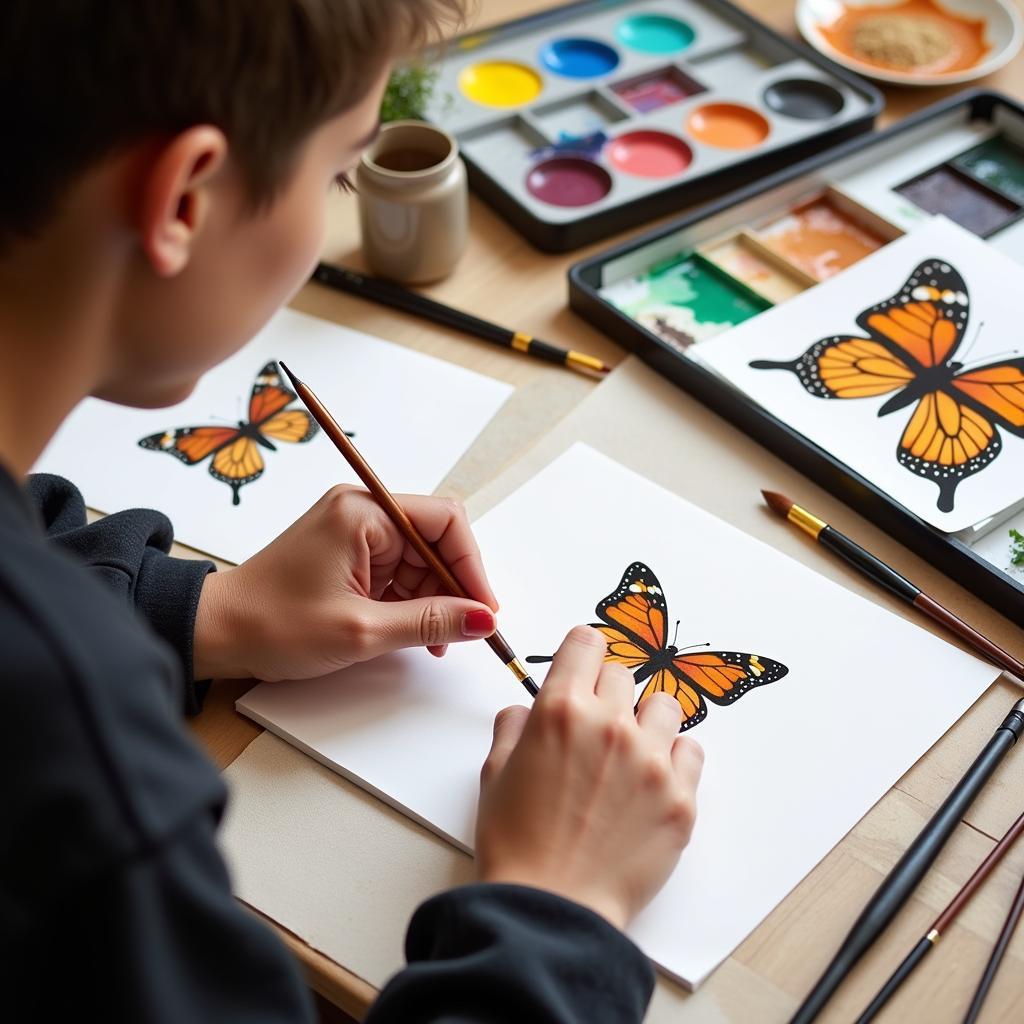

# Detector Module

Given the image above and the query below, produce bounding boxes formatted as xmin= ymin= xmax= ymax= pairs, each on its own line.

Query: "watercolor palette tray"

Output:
xmin=569 ymin=90 xmax=1024 ymax=624
xmin=423 ymin=0 xmax=881 ymax=251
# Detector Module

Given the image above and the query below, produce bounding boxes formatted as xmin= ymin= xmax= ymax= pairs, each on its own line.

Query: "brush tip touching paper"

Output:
xmin=277 ymin=361 xmax=300 ymax=389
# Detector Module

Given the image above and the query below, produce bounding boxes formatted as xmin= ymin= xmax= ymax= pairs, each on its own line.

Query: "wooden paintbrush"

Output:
xmin=855 ymin=807 xmax=1024 ymax=1021
xmin=312 ymin=262 xmax=611 ymax=378
xmin=761 ymin=490 xmax=1024 ymax=683
xmin=962 ymin=863 xmax=1024 ymax=1024
xmin=279 ymin=361 xmax=538 ymax=698
xmin=788 ymin=699 xmax=1024 ymax=1023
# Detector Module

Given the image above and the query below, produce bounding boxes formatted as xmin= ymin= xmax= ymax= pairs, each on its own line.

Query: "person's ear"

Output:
xmin=137 ymin=126 xmax=228 ymax=277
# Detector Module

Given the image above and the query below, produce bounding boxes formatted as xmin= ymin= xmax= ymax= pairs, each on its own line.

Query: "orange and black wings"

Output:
xmin=750 ymin=259 xmax=970 ymax=397
xmin=896 ymin=389 xmax=1001 ymax=513
xmin=646 ymin=651 xmax=788 ymax=732
xmin=139 ymin=360 xmax=319 ymax=505
xmin=950 ymin=358 xmax=1024 ymax=436
xmin=526 ymin=562 xmax=789 ymax=733
xmin=592 ymin=561 xmax=669 ymax=665
xmin=139 ymin=425 xmax=241 ymax=465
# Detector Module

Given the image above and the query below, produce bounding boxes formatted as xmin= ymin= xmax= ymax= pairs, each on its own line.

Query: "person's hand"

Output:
xmin=192 ymin=485 xmax=499 ymax=682
xmin=475 ymin=625 xmax=703 ymax=932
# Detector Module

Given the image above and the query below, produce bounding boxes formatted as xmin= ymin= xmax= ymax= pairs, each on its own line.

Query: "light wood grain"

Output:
xmin=182 ymin=0 xmax=1024 ymax=1018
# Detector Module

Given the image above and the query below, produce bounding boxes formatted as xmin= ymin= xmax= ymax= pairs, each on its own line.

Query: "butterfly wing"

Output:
xmin=751 ymin=335 xmax=916 ymax=400
xmin=209 ymin=436 xmax=265 ymax=506
xmin=897 ymin=390 xmax=1000 ymax=513
xmin=594 ymin=561 xmax=670 ymax=655
xmin=636 ymin=668 xmax=708 ymax=731
xmin=259 ymin=409 xmax=319 ymax=444
xmin=644 ymin=652 xmax=788 ymax=733
xmin=249 ymin=361 xmax=298 ymax=425
xmin=138 ymin=426 xmax=240 ymax=464
xmin=526 ymin=561 xmax=664 ymax=671
xmin=856 ymin=259 xmax=969 ymax=370
xmin=950 ymin=357 xmax=1024 ymax=437
xmin=750 ymin=259 xmax=969 ymax=399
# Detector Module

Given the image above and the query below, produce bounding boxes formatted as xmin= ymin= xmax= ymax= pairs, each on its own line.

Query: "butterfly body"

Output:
xmin=526 ymin=562 xmax=788 ymax=732
xmin=139 ymin=361 xmax=320 ymax=505
xmin=751 ymin=259 xmax=1024 ymax=513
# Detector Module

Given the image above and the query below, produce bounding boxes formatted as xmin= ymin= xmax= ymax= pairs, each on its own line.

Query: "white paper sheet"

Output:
xmin=34 ymin=308 xmax=512 ymax=563
xmin=696 ymin=217 xmax=1024 ymax=533
xmin=237 ymin=443 xmax=998 ymax=988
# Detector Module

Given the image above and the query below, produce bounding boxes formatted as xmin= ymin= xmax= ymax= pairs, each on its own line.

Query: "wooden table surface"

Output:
xmin=187 ymin=1 xmax=1024 ymax=1019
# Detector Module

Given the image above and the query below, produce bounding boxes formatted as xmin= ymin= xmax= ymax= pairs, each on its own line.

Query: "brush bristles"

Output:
xmin=761 ymin=489 xmax=794 ymax=517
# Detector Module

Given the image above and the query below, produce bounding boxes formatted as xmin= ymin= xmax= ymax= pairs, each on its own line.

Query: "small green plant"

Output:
xmin=1010 ymin=528 xmax=1024 ymax=567
xmin=381 ymin=64 xmax=443 ymax=123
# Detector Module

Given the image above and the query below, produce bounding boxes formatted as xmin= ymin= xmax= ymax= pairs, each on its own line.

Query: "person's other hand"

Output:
xmin=193 ymin=485 xmax=498 ymax=681
xmin=475 ymin=626 xmax=704 ymax=931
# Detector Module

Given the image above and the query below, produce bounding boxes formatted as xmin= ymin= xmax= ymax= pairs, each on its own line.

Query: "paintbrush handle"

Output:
xmin=815 ymin=522 xmax=1024 ymax=685
xmin=963 ymin=868 xmax=1024 ymax=1024
xmin=855 ymin=807 xmax=1024 ymax=1020
xmin=312 ymin=263 xmax=608 ymax=376
xmin=855 ymin=937 xmax=933 ymax=1024
xmin=790 ymin=700 xmax=1024 ymax=1024
xmin=281 ymin=366 xmax=537 ymax=697
xmin=914 ymin=593 xmax=1024 ymax=682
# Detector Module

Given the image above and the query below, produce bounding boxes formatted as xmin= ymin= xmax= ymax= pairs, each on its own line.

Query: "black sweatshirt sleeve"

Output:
xmin=366 ymin=884 xmax=656 ymax=1024
xmin=25 ymin=473 xmax=214 ymax=714
xmin=38 ymin=812 xmax=317 ymax=1024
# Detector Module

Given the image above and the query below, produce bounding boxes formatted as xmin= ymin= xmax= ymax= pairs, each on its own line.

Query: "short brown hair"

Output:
xmin=0 ymin=0 xmax=466 ymax=248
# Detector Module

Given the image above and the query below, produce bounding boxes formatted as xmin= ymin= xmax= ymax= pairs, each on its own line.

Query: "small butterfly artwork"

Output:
xmin=138 ymin=360 xmax=340 ymax=506
xmin=750 ymin=259 xmax=1024 ymax=513
xmin=526 ymin=561 xmax=788 ymax=732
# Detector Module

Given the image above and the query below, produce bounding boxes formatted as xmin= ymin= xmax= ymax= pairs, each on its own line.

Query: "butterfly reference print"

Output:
xmin=750 ymin=259 xmax=1024 ymax=513
xmin=139 ymin=361 xmax=327 ymax=506
xmin=526 ymin=562 xmax=788 ymax=732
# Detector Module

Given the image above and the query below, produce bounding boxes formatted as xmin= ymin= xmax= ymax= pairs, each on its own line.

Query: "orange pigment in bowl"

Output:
xmin=820 ymin=0 xmax=989 ymax=75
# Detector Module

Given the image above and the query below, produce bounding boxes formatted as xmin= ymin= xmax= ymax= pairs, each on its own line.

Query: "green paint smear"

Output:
xmin=611 ymin=252 xmax=768 ymax=346
xmin=954 ymin=135 xmax=1024 ymax=206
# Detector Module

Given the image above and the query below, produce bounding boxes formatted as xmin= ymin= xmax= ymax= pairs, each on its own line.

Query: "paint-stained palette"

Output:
xmin=423 ymin=0 xmax=881 ymax=250
xmin=569 ymin=91 xmax=1024 ymax=625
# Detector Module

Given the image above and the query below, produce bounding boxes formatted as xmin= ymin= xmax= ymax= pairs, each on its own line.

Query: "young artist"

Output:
xmin=0 ymin=3 xmax=704 ymax=1020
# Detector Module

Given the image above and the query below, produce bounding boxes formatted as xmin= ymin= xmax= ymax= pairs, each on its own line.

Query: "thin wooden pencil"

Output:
xmin=962 ymin=865 xmax=1024 ymax=1024
xmin=856 ymin=808 xmax=1024 ymax=1022
xmin=278 ymin=361 xmax=538 ymax=699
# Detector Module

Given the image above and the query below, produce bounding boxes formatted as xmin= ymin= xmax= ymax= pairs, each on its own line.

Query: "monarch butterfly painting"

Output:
xmin=751 ymin=259 xmax=1024 ymax=513
xmin=526 ymin=561 xmax=788 ymax=732
xmin=139 ymin=361 xmax=326 ymax=505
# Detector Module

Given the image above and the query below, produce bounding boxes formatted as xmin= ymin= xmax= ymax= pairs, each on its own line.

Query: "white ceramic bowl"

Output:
xmin=796 ymin=0 xmax=1023 ymax=86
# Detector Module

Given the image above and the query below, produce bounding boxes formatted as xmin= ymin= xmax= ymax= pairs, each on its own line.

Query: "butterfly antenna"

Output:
xmin=958 ymin=319 xmax=985 ymax=364
xmin=671 ymin=619 xmax=681 ymax=647
xmin=963 ymin=345 xmax=1021 ymax=370
xmin=676 ymin=641 xmax=711 ymax=652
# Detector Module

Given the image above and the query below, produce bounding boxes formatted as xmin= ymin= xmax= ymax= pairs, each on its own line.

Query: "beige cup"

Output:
xmin=355 ymin=121 xmax=468 ymax=284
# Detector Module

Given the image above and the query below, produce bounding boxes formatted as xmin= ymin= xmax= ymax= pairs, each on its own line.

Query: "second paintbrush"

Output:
xmin=312 ymin=262 xmax=611 ymax=377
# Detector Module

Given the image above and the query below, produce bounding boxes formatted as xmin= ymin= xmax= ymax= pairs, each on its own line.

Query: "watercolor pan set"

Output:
xmin=422 ymin=0 xmax=881 ymax=251
xmin=569 ymin=90 xmax=1024 ymax=624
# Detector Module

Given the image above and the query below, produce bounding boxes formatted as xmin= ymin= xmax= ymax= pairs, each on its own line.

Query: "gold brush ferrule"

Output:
xmin=511 ymin=331 xmax=532 ymax=353
xmin=788 ymin=503 xmax=827 ymax=540
xmin=566 ymin=350 xmax=607 ymax=374
xmin=926 ymin=928 xmax=941 ymax=945
xmin=507 ymin=657 xmax=530 ymax=682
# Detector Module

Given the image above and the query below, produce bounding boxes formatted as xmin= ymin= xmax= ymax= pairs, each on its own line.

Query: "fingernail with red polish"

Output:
xmin=462 ymin=609 xmax=495 ymax=637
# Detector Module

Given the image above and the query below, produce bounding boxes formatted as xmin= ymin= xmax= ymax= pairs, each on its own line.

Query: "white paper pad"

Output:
xmin=35 ymin=307 xmax=512 ymax=563
xmin=237 ymin=442 xmax=998 ymax=988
